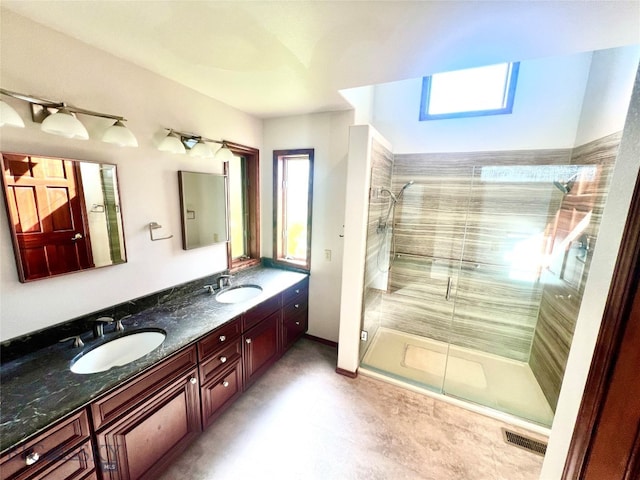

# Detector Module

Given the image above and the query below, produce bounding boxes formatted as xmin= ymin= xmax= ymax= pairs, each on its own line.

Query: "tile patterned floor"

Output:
xmin=159 ymin=339 xmax=545 ymax=480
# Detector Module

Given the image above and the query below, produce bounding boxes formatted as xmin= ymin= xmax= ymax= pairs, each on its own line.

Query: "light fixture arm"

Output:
xmin=0 ymin=88 xmax=127 ymax=122
xmin=162 ymin=127 xmax=224 ymax=146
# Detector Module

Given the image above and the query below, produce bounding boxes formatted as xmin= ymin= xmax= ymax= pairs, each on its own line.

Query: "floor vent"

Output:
xmin=501 ymin=428 xmax=547 ymax=456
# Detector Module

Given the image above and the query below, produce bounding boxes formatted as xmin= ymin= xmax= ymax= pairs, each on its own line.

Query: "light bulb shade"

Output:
xmin=214 ymin=145 xmax=235 ymax=163
xmin=102 ymin=120 xmax=138 ymax=147
xmin=189 ymin=140 xmax=214 ymax=158
xmin=0 ymin=100 xmax=25 ymax=128
xmin=41 ymin=108 xmax=89 ymax=139
xmin=158 ymin=133 xmax=186 ymax=154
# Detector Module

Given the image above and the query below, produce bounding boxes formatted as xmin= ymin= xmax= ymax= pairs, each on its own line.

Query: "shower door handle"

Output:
xmin=445 ymin=277 xmax=452 ymax=301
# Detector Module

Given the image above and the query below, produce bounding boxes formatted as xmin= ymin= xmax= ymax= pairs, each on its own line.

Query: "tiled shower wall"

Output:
xmin=360 ymin=139 xmax=393 ymax=360
xmin=529 ymin=132 xmax=620 ymax=411
xmin=381 ymin=149 xmax=572 ymax=362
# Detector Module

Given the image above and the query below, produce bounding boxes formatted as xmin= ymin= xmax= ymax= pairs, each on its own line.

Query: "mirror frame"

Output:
xmin=0 ymin=152 xmax=127 ymax=282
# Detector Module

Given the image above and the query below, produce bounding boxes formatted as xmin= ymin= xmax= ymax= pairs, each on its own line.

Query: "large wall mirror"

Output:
xmin=1 ymin=153 xmax=127 ymax=282
xmin=178 ymin=171 xmax=229 ymax=250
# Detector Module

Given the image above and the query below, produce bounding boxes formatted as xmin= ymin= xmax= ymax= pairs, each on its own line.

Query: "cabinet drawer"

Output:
xmin=31 ymin=440 xmax=95 ymax=480
xmin=283 ymin=310 xmax=308 ymax=351
xmin=201 ymin=361 xmax=243 ymax=429
xmin=1 ymin=409 xmax=91 ymax=480
xmin=197 ymin=317 xmax=242 ymax=360
xmin=91 ymin=345 xmax=197 ymax=431
xmin=199 ymin=338 xmax=242 ymax=385
xmin=282 ymin=279 xmax=309 ymax=306
xmin=282 ymin=297 xmax=308 ymax=322
xmin=242 ymin=294 xmax=281 ymax=331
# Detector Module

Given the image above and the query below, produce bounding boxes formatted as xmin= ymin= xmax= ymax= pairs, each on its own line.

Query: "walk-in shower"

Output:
xmin=358 ymin=141 xmax=618 ymax=428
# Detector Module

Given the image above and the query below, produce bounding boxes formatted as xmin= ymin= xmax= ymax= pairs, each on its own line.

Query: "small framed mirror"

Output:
xmin=178 ymin=171 xmax=229 ymax=250
xmin=1 ymin=152 xmax=127 ymax=282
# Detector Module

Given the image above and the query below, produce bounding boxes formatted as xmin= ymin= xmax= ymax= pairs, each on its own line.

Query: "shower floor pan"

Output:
xmin=361 ymin=327 xmax=554 ymax=427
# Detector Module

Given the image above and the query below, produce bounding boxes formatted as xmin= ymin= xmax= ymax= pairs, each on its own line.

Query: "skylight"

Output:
xmin=419 ymin=62 xmax=520 ymax=120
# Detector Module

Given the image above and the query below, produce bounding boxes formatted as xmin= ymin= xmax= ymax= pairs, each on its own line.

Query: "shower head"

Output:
xmin=396 ymin=180 xmax=415 ymax=200
xmin=554 ymin=180 xmax=572 ymax=194
xmin=554 ymin=173 xmax=578 ymax=194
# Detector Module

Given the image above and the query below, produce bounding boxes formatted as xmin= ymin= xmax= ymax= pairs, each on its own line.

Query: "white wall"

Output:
xmin=574 ymin=45 xmax=640 ymax=146
xmin=345 ymin=52 xmax=593 ymax=153
xmin=262 ymin=111 xmax=354 ymax=342
xmin=337 ymin=124 xmax=392 ymax=373
xmin=540 ymin=53 xmax=640 ymax=479
xmin=0 ymin=10 xmax=262 ymax=340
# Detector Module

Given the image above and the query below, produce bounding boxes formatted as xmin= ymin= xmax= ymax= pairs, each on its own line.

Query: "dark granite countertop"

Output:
xmin=0 ymin=266 xmax=307 ymax=453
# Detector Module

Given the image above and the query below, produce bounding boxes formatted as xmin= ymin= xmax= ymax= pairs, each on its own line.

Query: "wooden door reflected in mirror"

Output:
xmin=1 ymin=153 xmax=127 ymax=282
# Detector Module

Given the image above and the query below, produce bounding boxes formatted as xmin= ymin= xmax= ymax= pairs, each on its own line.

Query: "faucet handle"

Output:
xmin=115 ymin=315 xmax=130 ymax=332
xmin=203 ymin=285 xmax=215 ymax=294
xmin=59 ymin=336 xmax=84 ymax=348
xmin=95 ymin=316 xmax=114 ymax=324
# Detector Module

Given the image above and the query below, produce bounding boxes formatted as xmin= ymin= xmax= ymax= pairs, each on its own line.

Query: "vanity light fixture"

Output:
xmin=188 ymin=138 xmax=214 ymax=159
xmin=214 ymin=143 xmax=235 ymax=163
xmin=158 ymin=130 xmax=187 ymax=154
xmin=0 ymin=88 xmax=138 ymax=147
xmin=0 ymin=100 xmax=25 ymax=128
xmin=158 ymin=128 xmax=233 ymax=161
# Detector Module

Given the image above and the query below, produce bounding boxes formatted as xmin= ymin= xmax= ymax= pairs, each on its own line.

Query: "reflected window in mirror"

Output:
xmin=0 ymin=153 xmax=127 ymax=282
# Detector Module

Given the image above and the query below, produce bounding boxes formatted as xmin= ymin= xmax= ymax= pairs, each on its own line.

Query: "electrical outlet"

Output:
xmin=360 ymin=330 xmax=368 ymax=341
xmin=324 ymin=249 xmax=332 ymax=261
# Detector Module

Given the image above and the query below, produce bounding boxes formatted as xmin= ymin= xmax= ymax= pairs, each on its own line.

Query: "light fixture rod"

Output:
xmin=0 ymin=88 xmax=126 ymax=121
xmin=163 ymin=127 xmax=224 ymax=145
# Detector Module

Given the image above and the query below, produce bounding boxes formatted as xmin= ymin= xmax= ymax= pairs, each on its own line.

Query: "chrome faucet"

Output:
xmin=92 ymin=317 xmax=114 ymax=339
xmin=217 ymin=275 xmax=233 ymax=290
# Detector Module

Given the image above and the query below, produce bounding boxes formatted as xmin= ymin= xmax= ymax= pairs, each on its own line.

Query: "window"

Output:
xmin=419 ymin=62 xmax=519 ymax=120
xmin=224 ymin=142 xmax=260 ymax=271
xmin=273 ymin=149 xmax=314 ymax=271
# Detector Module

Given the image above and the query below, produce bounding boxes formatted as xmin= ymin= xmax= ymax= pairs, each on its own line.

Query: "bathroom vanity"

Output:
xmin=0 ymin=267 xmax=309 ymax=480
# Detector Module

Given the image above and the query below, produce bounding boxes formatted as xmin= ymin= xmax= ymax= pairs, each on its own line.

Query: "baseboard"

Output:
xmin=335 ymin=367 xmax=358 ymax=378
xmin=303 ymin=333 xmax=338 ymax=348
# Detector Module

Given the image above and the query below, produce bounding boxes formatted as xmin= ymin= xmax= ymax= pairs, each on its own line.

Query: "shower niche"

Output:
xmin=359 ymin=139 xmax=616 ymax=427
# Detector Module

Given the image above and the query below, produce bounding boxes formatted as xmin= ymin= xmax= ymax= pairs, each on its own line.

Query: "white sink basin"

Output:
xmin=70 ymin=330 xmax=166 ymax=374
xmin=216 ymin=284 xmax=263 ymax=304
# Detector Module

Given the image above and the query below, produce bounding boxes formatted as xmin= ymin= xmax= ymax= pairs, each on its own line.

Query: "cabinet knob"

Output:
xmin=219 ymin=335 xmax=226 ymax=342
xmin=219 ymin=356 xmax=227 ymax=363
xmin=295 ymin=289 xmax=300 ymax=294
xmin=294 ymin=304 xmax=299 ymax=308
xmin=222 ymin=380 xmax=230 ymax=388
xmin=245 ymin=338 xmax=252 ymax=344
xmin=189 ymin=376 xmax=198 ymax=385
xmin=25 ymin=451 xmax=40 ymax=466
xmin=295 ymin=321 xmax=300 ymax=326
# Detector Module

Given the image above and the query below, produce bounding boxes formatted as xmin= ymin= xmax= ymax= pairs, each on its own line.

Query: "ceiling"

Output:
xmin=2 ymin=1 xmax=639 ymax=119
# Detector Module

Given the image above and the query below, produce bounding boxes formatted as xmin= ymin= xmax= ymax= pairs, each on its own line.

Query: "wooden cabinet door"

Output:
xmin=96 ymin=369 xmax=201 ymax=480
xmin=1 ymin=154 xmax=93 ymax=280
xmin=243 ymin=310 xmax=280 ymax=389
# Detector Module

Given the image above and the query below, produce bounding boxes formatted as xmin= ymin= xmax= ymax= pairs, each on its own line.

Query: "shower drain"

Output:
xmin=501 ymin=428 xmax=548 ymax=456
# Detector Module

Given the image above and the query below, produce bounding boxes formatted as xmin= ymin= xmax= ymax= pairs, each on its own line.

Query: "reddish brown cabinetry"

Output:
xmin=94 ymin=346 xmax=201 ymax=480
xmin=281 ymin=279 xmax=309 ymax=351
xmin=243 ymin=310 xmax=281 ymax=389
xmin=0 ymin=409 xmax=95 ymax=480
xmin=198 ymin=317 xmax=244 ymax=429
